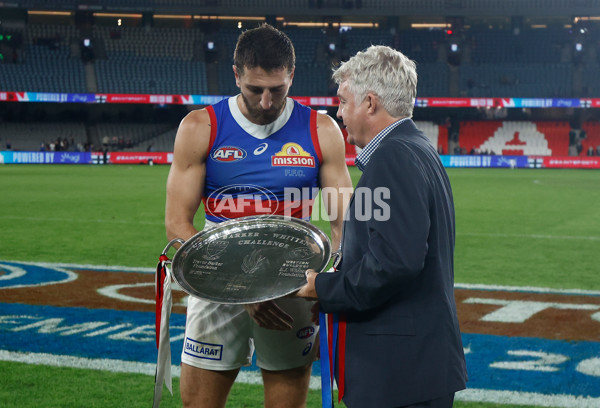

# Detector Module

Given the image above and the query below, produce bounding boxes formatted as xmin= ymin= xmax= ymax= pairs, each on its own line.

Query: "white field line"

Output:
xmin=454 ymin=283 xmax=600 ymax=297
xmin=458 ymin=231 xmax=600 ymax=241
xmin=4 ymin=260 xmax=600 ymax=297
xmin=0 ymin=350 xmax=321 ymax=390
xmin=2 ymin=350 xmax=600 ymax=408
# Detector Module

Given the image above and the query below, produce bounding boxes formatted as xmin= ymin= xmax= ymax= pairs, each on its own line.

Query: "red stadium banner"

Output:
xmin=533 ymin=156 xmax=600 ymax=169
xmin=107 ymin=152 xmax=173 ymax=165
xmin=291 ymin=96 xmax=339 ymax=106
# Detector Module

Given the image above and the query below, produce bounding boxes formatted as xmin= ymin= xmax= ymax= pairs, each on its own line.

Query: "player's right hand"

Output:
xmin=243 ymin=301 xmax=294 ymax=331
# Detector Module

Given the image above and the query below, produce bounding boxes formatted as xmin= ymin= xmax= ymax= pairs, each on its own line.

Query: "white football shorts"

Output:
xmin=180 ymin=220 xmax=319 ymax=371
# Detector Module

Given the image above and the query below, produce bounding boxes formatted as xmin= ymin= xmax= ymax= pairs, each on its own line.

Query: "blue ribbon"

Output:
xmin=319 ymin=311 xmax=338 ymax=408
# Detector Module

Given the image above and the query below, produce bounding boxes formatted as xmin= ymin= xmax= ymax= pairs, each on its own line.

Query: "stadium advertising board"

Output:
xmin=531 ymin=156 xmax=600 ymax=169
xmin=3 ymin=91 xmax=600 ymax=108
xmin=105 ymin=152 xmax=173 ymax=165
xmin=441 ymin=155 xmax=530 ymax=168
xmin=3 ymin=152 xmax=599 ymax=168
xmin=0 ymin=151 xmax=92 ymax=164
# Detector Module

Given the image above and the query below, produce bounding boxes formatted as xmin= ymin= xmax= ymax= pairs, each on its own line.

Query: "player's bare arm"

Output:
xmin=316 ymin=112 xmax=353 ymax=250
xmin=165 ymin=109 xmax=211 ymax=243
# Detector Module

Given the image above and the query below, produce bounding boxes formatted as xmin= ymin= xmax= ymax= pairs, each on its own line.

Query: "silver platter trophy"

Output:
xmin=167 ymin=215 xmax=331 ymax=304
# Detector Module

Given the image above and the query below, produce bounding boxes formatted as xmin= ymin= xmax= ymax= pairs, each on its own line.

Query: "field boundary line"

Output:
xmin=0 ymin=350 xmax=320 ymax=389
xmin=455 ymin=282 xmax=600 ymax=296
xmin=3 ymin=259 xmax=600 ymax=296
xmin=2 ymin=350 xmax=599 ymax=407
xmin=459 ymin=231 xmax=600 ymax=241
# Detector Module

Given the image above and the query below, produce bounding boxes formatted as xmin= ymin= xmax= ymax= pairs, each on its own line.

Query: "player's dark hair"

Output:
xmin=234 ymin=23 xmax=295 ymax=75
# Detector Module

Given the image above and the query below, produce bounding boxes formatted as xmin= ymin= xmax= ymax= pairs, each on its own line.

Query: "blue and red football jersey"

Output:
xmin=203 ymin=97 xmax=322 ymax=222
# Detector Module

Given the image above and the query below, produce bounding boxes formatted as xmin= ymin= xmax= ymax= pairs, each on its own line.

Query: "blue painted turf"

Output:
xmin=1 ymin=302 xmax=599 ymax=399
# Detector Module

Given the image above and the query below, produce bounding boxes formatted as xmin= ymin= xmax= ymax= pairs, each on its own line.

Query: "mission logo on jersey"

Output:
xmin=211 ymin=146 xmax=247 ymax=162
xmin=271 ymin=143 xmax=315 ymax=168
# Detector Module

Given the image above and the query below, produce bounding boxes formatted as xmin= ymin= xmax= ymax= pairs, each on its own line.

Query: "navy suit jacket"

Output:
xmin=315 ymin=119 xmax=467 ymax=407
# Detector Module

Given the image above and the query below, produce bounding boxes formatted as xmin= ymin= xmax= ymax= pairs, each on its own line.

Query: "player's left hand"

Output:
xmin=294 ymin=269 xmax=318 ymax=300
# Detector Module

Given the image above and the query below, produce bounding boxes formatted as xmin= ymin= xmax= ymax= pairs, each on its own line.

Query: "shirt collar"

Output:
xmin=355 ymin=117 xmax=409 ymax=171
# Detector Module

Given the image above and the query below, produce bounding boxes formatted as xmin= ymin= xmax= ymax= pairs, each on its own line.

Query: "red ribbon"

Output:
xmin=322 ymin=261 xmax=347 ymax=404
xmin=327 ymin=313 xmax=335 ymax=378
xmin=155 ymin=254 xmax=169 ymax=349
xmin=337 ymin=313 xmax=346 ymax=402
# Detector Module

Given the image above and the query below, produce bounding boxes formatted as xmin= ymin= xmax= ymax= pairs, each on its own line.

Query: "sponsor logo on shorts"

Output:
xmin=302 ymin=342 xmax=313 ymax=356
xmin=184 ymin=338 xmax=223 ymax=361
xmin=211 ymin=146 xmax=247 ymax=162
xmin=296 ymin=326 xmax=315 ymax=339
xmin=271 ymin=143 xmax=315 ymax=168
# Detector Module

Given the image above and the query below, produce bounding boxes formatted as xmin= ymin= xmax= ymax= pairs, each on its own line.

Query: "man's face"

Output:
xmin=235 ymin=66 xmax=294 ymax=125
xmin=336 ymin=80 xmax=369 ymax=148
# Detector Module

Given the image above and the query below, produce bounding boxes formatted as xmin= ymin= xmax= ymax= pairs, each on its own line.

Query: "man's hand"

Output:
xmin=295 ymin=269 xmax=319 ymax=300
xmin=243 ymin=301 xmax=293 ymax=330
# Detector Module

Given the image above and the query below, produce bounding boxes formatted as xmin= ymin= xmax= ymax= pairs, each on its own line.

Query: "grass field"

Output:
xmin=1 ymin=164 xmax=600 ymax=407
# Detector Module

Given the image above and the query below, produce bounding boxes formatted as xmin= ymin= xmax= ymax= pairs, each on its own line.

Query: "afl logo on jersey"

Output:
xmin=272 ymin=143 xmax=315 ymax=168
xmin=211 ymin=146 xmax=247 ymax=162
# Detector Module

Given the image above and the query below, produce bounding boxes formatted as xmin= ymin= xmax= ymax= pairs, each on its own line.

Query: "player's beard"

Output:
xmin=240 ymin=92 xmax=287 ymax=125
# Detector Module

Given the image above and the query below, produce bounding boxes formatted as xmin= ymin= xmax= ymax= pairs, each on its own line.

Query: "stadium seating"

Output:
xmin=417 ymin=63 xmax=449 ymax=97
xmin=0 ymin=19 xmax=594 ymax=156
xmin=95 ymin=54 xmax=208 ymax=94
xmin=580 ymin=122 xmax=600 ymax=156
xmin=0 ymin=24 xmax=87 ymax=93
xmin=210 ymin=27 xmax=242 ymax=96
xmin=1 ymin=21 xmax=596 ymax=98
xmin=459 ymin=121 xmax=570 ymax=156
xmin=395 ymin=29 xmax=445 ymax=64
xmin=468 ymin=28 xmax=566 ymax=64
xmin=93 ymin=122 xmax=175 ymax=151
xmin=581 ymin=64 xmax=600 ymax=97
xmin=0 ymin=120 xmax=180 ymax=152
xmin=0 ymin=122 xmax=87 ymax=151
xmin=93 ymin=26 xmax=208 ymax=94
xmin=135 ymin=128 xmax=178 ymax=152
xmin=341 ymin=28 xmax=394 ymax=56
xmin=284 ymin=27 xmax=333 ymax=97
xmin=460 ymin=63 xmax=572 ymax=97
xmin=13 ymin=0 xmax=594 ymax=12
xmin=415 ymin=121 xmax=449 ymax=154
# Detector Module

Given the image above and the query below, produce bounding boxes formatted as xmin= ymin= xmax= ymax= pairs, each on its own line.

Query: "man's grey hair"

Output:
xmin=332 ymin=45 xmax=417 ymax=118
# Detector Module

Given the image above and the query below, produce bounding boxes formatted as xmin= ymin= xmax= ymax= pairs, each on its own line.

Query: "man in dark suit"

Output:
xmin=295 ymin=45 xmax=467 ymax=407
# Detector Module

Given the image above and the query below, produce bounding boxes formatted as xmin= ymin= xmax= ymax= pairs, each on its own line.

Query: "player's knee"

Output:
xmin=180 ymin=364 xmax=238 ymax=408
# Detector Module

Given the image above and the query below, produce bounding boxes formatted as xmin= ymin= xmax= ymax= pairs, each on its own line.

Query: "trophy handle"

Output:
xmin=331 ymin=250 xmax=342 ymax=270
xmin=161 ymin=238 xmax=185 ymax=262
